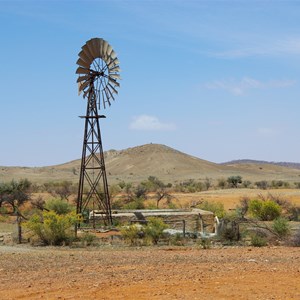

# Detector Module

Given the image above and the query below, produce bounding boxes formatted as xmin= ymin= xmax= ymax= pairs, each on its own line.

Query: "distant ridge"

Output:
xmin=222 ymin=159 xmax=300 ymax=170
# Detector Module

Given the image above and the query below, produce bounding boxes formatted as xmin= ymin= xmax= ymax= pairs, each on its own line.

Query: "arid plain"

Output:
xmin=1 ymin=143 xmax=300 ymax=299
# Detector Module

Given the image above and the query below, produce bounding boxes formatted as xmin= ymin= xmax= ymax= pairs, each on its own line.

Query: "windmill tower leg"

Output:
xmin=76 ymin=89 xmax=112 ymax=232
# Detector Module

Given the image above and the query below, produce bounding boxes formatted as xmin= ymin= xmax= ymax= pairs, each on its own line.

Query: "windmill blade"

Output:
xmin=102 ymin=41 xmax=109 ymax=59
xmin=103 ymin=88 xmax=111 ymax=107
xmin=95 ymin=88 xmax=101 ymax=109
xmin=78 ymin=82 xmax=83 ymax=96
xmin=106 ymin=56 xmax=115 ymax=66
xmin=76 ymin=57 xmax=90 ymax=69
xmin=109 ymin=73 xmax=121 ymax=80
xmin=101 ymin=90 xmax=105 ymax=109
xmin=79 ymin=80 xmax=90 ymax=92
xmin=104 ymin=98 xmax=111 ymax=108
xmin=110 ymin=50 xmax=117 ymax=60
xmin=99 ymin=39 xmax=104 ymax=57
xmin=85 ymin=38 xmax=97 ymax=58
xmin=105 ymin=85 xmax=115 ymax=101
xmin=102 ymin=40 xmax=109 ymax=55
xmin=83 ymin=85 xmax=92 ymax=98
xmin=108 ymin=77 xmax=120 ymax=87
xmin=105 ymin=56 xmax=112 ymax=67
xmin=79 ymin=50 xmax=93 ymax=65
xmin=76 ymin=67 xmax=90 ymax=74
xmin=108 ymin=82 xmax=119 ymax=95
xmin=109 ymin=65 xmax=121 ymax=73
xmin=90 ymin=38 xmax=101 ymax=58
xmin=107 ymin=44 xmax=113 ymax=57
xmin=94 ymin=38 xmax=102 ymax=53
xmin=81 ymin=44 xmax=95 ymax=62
xmin=77 ymin=75 xmax=90 ymax=83
xmin=107 ymin=57 xmax=120 ymax=68
xmin=101 ymin=89 xmax=111 ymax=109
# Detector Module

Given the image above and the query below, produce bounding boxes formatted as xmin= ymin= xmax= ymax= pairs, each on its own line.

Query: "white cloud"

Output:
xmin=129 ymin=115 xmax=176 ymax=131
xmin=203 ymin=77 xmax=296 ymax=96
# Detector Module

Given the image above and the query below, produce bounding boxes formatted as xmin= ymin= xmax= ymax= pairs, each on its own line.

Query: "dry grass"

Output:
xmin=165 ymin=188 xmax=300 ymax=210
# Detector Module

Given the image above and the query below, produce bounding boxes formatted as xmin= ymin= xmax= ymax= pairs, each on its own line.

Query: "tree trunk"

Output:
xmin=17 ymin=213 xmax=22 ymax=244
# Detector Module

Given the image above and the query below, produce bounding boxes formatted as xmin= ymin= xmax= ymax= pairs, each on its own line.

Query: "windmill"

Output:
xmin=75 ymin=38 xmax=120 ymax=229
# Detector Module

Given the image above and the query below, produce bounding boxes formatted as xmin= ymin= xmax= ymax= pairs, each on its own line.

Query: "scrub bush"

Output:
xmin=272 ymin=217 xmax=290 ymax=238
xmin=249 ymin=200 xmax=281 ymax=221
xmin=25 ymin=211 xmax=77 ymax=245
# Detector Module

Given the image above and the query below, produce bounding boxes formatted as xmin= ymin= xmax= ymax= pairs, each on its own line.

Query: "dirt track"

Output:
xmin=0 ymin=245 xmax=299 ymax=300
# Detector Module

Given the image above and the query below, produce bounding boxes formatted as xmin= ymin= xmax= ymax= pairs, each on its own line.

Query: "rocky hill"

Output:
xmin=1 ymin=143 xmax=300 ymax=184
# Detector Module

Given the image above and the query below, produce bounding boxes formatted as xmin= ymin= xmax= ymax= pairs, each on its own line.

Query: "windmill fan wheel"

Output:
xmin=76 ymin=37 xmax=120 ymax=109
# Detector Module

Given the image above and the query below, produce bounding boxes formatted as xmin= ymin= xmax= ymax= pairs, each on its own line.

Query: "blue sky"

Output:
xmin=1 ymin=0 xmax=300 ymax=166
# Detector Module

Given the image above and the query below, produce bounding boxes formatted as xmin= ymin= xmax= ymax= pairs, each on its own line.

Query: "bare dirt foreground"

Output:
xmin=0 ymin=245 xmax=299 ymax=300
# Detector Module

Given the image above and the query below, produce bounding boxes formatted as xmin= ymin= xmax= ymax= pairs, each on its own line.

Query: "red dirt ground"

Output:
xmin=0 ymin=245 xmax=299 ymax=300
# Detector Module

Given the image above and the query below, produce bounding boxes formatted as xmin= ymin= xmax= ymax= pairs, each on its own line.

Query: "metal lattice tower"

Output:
xmin=75 ymin=38 xmax=120 ymax=228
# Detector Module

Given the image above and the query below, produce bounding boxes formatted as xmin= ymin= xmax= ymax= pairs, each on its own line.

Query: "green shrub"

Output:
xmin=251 ymin=234 xmax=267 ymax=247
xmin=120 ymin=224 xmax=144 ymax=246
xmin=80 ymin=232 xmax=98 ymax=246
xmin=271 ymin=180 xmax=290 ymax=189
xmin=259 ymin=200 xmax=281 ymax=221
xmin=255 ymin=181 xmax=269 ymax=190
xmin=249 ymin=200 xmax=281 ymax=221
xmin=120 ymin=218 xmax=169 ymax=246
xmin=123 ymin=198 xmax=145 ymax=209
xmin=272 ymin=217 xmax=290 ymax=238
xmin=144 ymin=217 xmax=168 ymax=245
xmin=24 ymin=211 xmax=77 ymax=245
xmin=174 ymin=180 xmax=203 ymax=193
xmin=252 ymin=193 xmax=299 ymax=221
xmin=249 ymin=199 xmax=263 ymax=217
xmin=140 ymin=176 xmax=165 ymax=192
xmin=227 ymin=175 xmax=242 ymax=188
xmin=45 ymin=198 xmax=74 ymax=215
xmin=168 ymin=233 xmax=185 ymax=246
